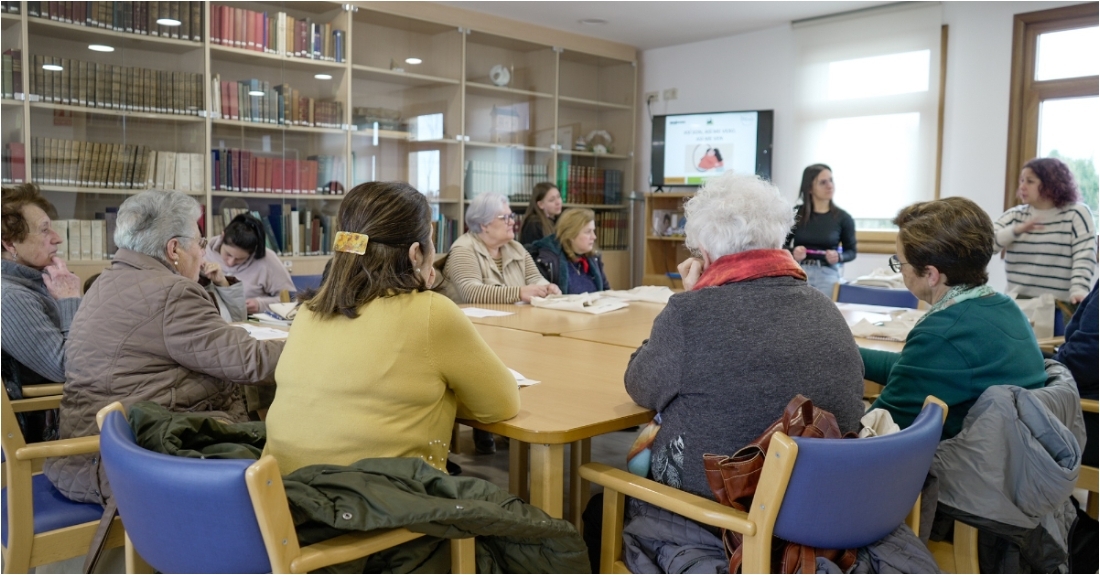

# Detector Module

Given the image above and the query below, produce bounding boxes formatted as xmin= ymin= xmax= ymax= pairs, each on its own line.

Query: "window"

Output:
xmin=794 ymin=3 xmax=946 ymax=240
xmin=1006 ymin=4 xmax=1099 ymax=226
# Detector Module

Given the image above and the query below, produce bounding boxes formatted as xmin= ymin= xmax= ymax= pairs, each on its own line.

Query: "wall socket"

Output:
xmin=644 ymin=91 xmax=659 ymax=104
xmin=662 ymin=88 xmax=678 ymax=101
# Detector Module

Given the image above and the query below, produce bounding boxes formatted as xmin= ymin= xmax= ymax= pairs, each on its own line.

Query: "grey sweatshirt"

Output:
xmin=1 ymin=259 xmax=81 ymax=382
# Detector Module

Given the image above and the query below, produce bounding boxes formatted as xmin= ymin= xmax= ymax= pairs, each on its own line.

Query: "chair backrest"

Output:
xmin=1054 ymin=307 xmax=1066 ymax=337
xmin=835 ymin=283 xmax=920 ymax=309
xmin=771 ymin=401 xmax=944 ymax=549
xmin=97 ymin=409 xmax=273 ymax=573
xmin=291 ymin=274 xmax=323 ymax=293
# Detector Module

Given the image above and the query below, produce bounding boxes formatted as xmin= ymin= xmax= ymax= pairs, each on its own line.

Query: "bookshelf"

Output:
xmin=3 ymin=0 xmax=637 ymax=287
xmin=643 ymin=192 xmax=695 ymax=287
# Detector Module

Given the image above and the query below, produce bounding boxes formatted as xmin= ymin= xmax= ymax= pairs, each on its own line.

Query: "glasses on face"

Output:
xmin=176 ymin=236 xmax=208 ymax=250
xmin=495 ymin=213 xmax=517 ymax=224
xmin=888 ymin=255 xmax=909 ymax=273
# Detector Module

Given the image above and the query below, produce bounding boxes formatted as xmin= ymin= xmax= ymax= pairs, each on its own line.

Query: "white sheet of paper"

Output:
xmin=462 ymin=307 xmax=515 ymax=318
xmin=509 ymin=368 xmax=540 ymax=387
xmin=238 ymin=324 xmax=288 ymax=340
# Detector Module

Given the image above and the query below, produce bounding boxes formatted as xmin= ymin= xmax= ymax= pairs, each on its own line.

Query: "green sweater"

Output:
xmin=864 ymin=292 xmax=1045 ymax=438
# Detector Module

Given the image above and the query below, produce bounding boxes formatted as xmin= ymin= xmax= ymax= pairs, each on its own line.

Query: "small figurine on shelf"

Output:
xmin=585 ymin=130 xmax=613 ymax=154
xmin=574 ymin=137 xmax=587 ymax=151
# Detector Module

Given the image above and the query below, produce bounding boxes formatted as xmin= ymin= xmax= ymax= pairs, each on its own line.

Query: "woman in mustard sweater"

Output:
xmin=264 ymin=181 xmax=520 ymax=475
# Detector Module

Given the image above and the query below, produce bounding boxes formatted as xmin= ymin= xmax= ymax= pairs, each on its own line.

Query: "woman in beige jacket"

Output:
xmin=44 ymin=190 xmax=283 ymax=505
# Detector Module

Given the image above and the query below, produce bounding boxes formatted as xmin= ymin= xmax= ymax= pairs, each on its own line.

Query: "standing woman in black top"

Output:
xmin=519 ymin=182 xmax=563 ymax=246
xmin=787 ymin=164 xmax=857 ymax=295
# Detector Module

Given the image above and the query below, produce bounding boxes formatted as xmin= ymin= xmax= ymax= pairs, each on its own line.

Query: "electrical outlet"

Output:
xmin=644 ymin=91 xmax=659 ymax=103
xmin=663 ymin=88 xmax=678 ymax=101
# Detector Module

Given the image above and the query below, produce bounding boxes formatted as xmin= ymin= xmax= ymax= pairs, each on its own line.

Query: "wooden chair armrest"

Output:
xmin=1082 ymin=399 xmax=1098 ymax=414
xmin=579 ymin=462 xmax=755 ymax=536
xmin=15 ymin=435 xmax=99 ymax=461
xmin=1037 ymin=336 xmax=1065 ymax=354
xmin=11 ymin=395 xmax=62 ymax=413
xmin=20 ymin=384 xmax=64 ymax=397
xmin=291 ymin=529 xmax=425 ymax=573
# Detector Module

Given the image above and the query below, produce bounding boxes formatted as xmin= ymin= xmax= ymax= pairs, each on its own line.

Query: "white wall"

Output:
xmin=635 ymin=1 xmax=1078 ymax=285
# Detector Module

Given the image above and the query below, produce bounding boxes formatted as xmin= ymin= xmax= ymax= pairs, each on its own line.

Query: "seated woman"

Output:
xmin=264 ymin=181 xmax=520 ymax=475
xmin=533 ymin=208 xmax=609 ymax=294
xmin=205 ymin=213 xmax=295 ymax=314
xmin=1 ymin=184 xmax=82 ymax=442
xmin=519 ymin=182 xmax=563 ymax=245
xmin=44 ymin=190 xmax=283 ymax=504
xmin=626 ymin=172 xmax=865 ymax=499
xmin=867 ymin=197 xmax=1046 ymax=438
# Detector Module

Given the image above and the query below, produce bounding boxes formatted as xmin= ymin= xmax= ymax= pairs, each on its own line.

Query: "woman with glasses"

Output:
xmin=44 ymin=190 xmax=283 ymax=505
xmin=785 ymin=164 xmax=857 ymax=295
xmin=866 ymin=197 xmax=1045 ymax=439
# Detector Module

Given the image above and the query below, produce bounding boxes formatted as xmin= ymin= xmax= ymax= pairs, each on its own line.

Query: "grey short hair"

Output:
xmin=115 ymin=190 xmax=202 ymax=261
xmin=465 ymin=193 xmax=510 ymax=234
xmin=684 ymin=173 xmax=793 ymax=259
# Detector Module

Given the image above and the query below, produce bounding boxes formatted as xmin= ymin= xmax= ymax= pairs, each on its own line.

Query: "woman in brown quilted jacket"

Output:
xmin=43 ymin=190 xmax=284 ymax=505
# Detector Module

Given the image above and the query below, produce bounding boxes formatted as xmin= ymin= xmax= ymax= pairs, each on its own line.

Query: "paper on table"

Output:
xmin=462 ymin=307 xmax=515 ymax=318
xmin=249 ymin=313 xmax=291 ymax=327
xmin=237 ymin=323 xmax=288 ymax=341
xmin=849 ymin=309 xmax=925 ymax=342
xmin=509 ymin=368 xmax=539 ymax=387
xmin=530 ymin=294 xmax=629 ymax=315
xmin=602 ymin=286 xmax=675 ymax=304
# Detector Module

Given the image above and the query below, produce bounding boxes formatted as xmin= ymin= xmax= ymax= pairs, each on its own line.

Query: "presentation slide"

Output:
xmin=662 ymin=112 xmax=759 ymax=185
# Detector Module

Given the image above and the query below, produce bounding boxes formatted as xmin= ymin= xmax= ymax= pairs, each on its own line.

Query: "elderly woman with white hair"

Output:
xmin=625 ymin=173 xmax=865 ymax=500
xmin=44 ymin=190 xmax=283 ymax=505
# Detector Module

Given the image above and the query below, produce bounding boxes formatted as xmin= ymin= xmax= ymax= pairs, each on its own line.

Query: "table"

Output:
xmin=460 ymin=302 xmax=665 ymax=336
xmin=456 ymin=324 xmax=655 ymax=525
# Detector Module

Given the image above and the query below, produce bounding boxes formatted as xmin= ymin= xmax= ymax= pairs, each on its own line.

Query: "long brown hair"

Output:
xmin=522 ymin=182 xmax=559 ymax=237
xmin=306 ymin=182 xmax=434 ymax=319
xmin=796 ymin=163 xmax=834 ymax=226
xmin=555 ymin=208 xmax=597 ymax=261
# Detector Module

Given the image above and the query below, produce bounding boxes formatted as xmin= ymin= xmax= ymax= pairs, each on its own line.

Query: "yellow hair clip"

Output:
xmin=333 ymin=231 xmax=369 ymax=255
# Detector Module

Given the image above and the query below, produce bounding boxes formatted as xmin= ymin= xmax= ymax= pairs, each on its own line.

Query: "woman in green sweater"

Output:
xmin=864 ymin=197 xmax=1046 ymax=439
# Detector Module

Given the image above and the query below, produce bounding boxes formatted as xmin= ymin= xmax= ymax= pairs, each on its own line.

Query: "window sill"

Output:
xmin=855 ymin=230 xmax=897 ymax=254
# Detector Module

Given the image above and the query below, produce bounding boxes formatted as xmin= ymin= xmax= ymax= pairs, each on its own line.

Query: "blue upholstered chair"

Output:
xmin=291 ymin=274 xmax=323 ymax=293
xmin=1 ymin=389 xmax=124 ymax=573
xmin=95 ymin=403 xmax=476 ymax=574
xmin=833 ymin=283 xmax=920 ymax=309
xmin=580 ymin=396 xmax=947 ymax=574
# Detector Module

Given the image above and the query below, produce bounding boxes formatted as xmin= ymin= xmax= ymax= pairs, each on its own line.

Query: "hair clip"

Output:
xmin=333 ymin=231 xmax=369 ymax=255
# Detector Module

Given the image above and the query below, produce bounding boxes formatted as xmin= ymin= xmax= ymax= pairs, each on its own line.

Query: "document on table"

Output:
xmin=510 ymin=368 xmax=540 ymax=387
xmin=237 ymin=323 xmax=288 ymax=341
xmin=462 ymin=307 xmax=515 ymax=318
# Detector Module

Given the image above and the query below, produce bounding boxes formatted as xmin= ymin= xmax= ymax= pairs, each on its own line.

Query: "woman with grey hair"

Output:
xmin=44 ymin=190 xmax=283 ymax=505
xmin=619 ymin=173 xmax=864 ymax=569
xmin=442 ymin=192 xmax=558 ymax=454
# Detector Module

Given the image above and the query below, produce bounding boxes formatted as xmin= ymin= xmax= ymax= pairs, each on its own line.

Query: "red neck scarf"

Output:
xmin=692 ymin=249 xmax=807 ymax=290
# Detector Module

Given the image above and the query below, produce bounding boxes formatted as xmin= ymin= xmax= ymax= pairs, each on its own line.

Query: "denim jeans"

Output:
xmin=802 ymin=263 xmax=840 ymax=297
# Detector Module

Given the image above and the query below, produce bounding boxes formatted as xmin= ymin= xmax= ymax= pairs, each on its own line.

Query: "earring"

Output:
xmin=174 ymin=260 xmax=179 ymax=266
xmin=415 ymin=268 xmax=421 ymax=273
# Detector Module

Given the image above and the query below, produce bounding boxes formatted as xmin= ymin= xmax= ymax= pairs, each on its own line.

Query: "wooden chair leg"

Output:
xmin=953 ymin=521 xmax=980 ymax=574
xmin=905 ymin=493 xmax=921 ymax=535
xmin=450 ymin=538 xmax=476 ymax=573
xmin=600 ymin=487 xmax=625 ymax=574
xmin=125 ymin=533 xmax=155 ymax=574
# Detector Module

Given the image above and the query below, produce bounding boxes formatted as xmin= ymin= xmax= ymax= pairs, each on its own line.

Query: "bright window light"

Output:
xmin=411 ymin=113 xmax=444 ymax=141
xmin=410 ymin=150 xmax=440 ymax=197
xmin=827 ymin=50 xmax=930 ymax=100
xmin=1036 ymin=27 xmax=1099 ymax=81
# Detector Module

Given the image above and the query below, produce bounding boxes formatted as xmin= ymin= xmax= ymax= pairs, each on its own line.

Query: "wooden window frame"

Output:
xmin=1004 ymin=3 xmax=1099 ymax=211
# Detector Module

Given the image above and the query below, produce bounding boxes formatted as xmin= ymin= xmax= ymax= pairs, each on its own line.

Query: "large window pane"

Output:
xmin=827 ymin=50 xmax=930 ymax=100
xmin=1035 ymin=27 xmax=1099 ymax=81
xmin=1039 ymin=96 xmax=1099 ymax=227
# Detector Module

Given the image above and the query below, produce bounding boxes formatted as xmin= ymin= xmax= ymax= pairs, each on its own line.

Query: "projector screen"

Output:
xmin=651 ymin=110 xmax=773 ymax=187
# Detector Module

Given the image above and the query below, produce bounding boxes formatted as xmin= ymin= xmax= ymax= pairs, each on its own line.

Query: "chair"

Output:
xmin=95 ymin=402 xmax=476 ymax=573
xmin=581 ymin=397 xmax=947 ymax=574
xmin=833 ymin=283 xmax=920 ymax=309
xmin=291 ymin=274 xmax=323 ymax=293
xmin=1 ymin=390 xmax=124 ymax=573
xmin=1078 ymin=398 xmax=1098 ymax=519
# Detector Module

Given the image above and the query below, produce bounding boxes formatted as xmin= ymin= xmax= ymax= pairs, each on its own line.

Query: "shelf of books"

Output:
xmin=642 ymin=192 xmax=694 ymax=287
xmin=6 ymin=0 xmax=637 ymax=286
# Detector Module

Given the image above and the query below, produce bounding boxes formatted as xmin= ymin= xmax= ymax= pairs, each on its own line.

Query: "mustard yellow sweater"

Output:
xmin=264 ymin=290 xmax=520 ymax=474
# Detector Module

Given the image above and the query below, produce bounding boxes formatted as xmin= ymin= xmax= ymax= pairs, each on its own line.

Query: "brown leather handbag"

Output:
xmin=702 ymin=394 xmax=857 ymax=574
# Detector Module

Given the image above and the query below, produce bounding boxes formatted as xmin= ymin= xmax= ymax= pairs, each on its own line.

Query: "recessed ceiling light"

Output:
xmin=248 ymin=90 xmax=264 ymax=96
xmin=156 ymin=18 xmax=181 ymax=26
xmin=42 ymin=64 xmax=63 ymax=71
xmin=405 ymin=57 xmax=422 ymax=65
xmin=578 ymin=18 xmax=608 ymax=25
xmin=314 ymin=73 xmax=333 ymax=80
xmin=88 ymin=44 xmax=115 ymax=52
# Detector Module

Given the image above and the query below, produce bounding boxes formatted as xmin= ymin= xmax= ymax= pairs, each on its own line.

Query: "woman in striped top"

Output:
xmin=995 ymin=157 xmax=1096 ymax=305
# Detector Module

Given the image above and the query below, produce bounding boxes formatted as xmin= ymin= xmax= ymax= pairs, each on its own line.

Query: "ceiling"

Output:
xmin=436 ymin=1 xmax=895 ymax=51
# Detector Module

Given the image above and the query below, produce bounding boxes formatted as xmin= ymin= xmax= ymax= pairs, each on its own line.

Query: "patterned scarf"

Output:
xmin=692 ymin=249 xmax=807 ymax=290
xmin=915 ymin=284 xmax=996 ymax=326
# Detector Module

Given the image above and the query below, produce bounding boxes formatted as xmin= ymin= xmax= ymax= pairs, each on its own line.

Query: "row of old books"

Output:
xmin=595 ymin=210 xmax=629 ymax=251
xmin=2 ymin=49 xmax=23 ymax=98
xmin=31 ymin=137 xmax=204 ymax=191
xmin=210 ymin=76 xmax=343 ymax=128
xmin=210 ymin=5 xmax=345 ymax=62
xmin=31 ymin=55 xmax=203 ymax=115
xmin=2 ymin=1 xmax=21 ymax=12
xmin=556 ymin=162 xmax=624 ymax=205
xmin=2 ymin=143 xmax=27 ymax=184
xmin=27 ymin=2 xmax=204 ymax=41
xmin=464 ymin=160 xmax=550 ymax=200
xmin=50 ymin=215 xmax=117 ymax=261
xmin=432 ymin=213 xmax=459 ymax=253
xmin=211 ymin=147 xmax=346 ymax=195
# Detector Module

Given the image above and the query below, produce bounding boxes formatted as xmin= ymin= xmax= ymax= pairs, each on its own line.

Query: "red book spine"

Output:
xmin=210 ymin=4 xmax=221 ymax=44
xmin=10 ymin=142 xmax=26 ymax=183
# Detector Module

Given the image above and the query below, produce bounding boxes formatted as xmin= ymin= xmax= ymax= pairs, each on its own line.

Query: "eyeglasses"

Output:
xmin=175 ymin=236 xmax=208 ymax=250
xmin=888 ymin=255 xmax=909 ymax=273
xmin=495 ymin=213 xmax=517 ymax=223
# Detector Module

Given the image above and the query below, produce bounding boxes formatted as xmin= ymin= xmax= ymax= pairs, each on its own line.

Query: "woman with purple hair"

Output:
xmin=995 ymin=157 xmax=1096 ymax=305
